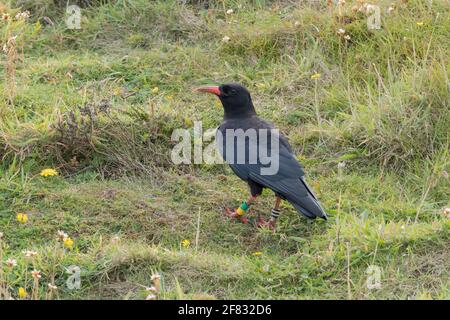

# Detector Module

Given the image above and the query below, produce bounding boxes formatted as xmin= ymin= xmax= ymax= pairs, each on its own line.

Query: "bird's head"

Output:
xmin=196 ymin=83 xmax=256 ymax=119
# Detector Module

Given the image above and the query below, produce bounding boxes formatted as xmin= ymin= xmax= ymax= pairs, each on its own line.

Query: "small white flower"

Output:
xmin=31 ymin=269 xmax=42 ymax=279
xmin=151 ymin=273 xmax=161 ymax=281
xmin=146 ymin=294 xmax=157 ymax=300
xmin=358 ymin=3 xmax=368 ymax=13
xmin=6 ymin=258 xmax=17 ymax=268
xmin=344 ymin=35 xmax=351 ymax=40
xmin=48 ymin=283 xmax=58 ymax=290
xmin=146 ymin=286 xmax=157 ymax=292
xmin=387 ymin=6 xmax=395 ymax=14
xmin=366 ymin=4 xmax=376 ymax=13
xmin=337 ymin=28 xmax=346 ymax=35
xmin=444 ymin=208 xmax=450 ymax=218
xmin=226 ymin=9 xmax=234 ymax=15
xmin=22 ymin=250 xmax=38 ymax=258
xmin=294 ymin=21 xmax=300 ymax=27
xmin=222 ymin=36 xmax=231 ymax=43
xmin=57 ymin=230 xmax=68 ymax=241
xmin=337 ymin=161 xmax=346 ymax=169
xmin=15 ymin=11 xmax=30 ymax=20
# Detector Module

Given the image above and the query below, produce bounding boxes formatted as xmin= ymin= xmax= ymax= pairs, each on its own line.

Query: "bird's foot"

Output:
xmin=224 ymin=207 xmax=249 ymax=224
xmin=256 ymin=216 xmax=276 ymax=231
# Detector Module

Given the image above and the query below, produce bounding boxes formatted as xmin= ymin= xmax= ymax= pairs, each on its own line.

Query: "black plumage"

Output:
xmin=199 ymin=83 xmax=327 ymax=220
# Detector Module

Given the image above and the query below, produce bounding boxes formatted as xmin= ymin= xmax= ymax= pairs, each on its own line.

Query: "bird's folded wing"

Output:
xmin=233 ymin=142 xmax=325 ymax=218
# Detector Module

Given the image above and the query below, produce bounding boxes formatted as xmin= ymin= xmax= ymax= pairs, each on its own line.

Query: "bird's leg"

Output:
xmin=224 ymin=195 xmax=257 ymax=224
xmin=257 ymin=196 xmax=281 ymax=230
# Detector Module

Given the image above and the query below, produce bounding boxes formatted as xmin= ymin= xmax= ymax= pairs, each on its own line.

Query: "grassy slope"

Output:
xmin=0 ymin=0 xmax=449 ymax=299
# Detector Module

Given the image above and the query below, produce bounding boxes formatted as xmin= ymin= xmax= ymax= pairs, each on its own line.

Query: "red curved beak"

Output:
xmin=195 ymin=86 xmax=221 ymax=96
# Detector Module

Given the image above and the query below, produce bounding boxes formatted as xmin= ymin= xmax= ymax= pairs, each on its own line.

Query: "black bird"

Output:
xmin=196 ymin=83 xmax=327 ymax=230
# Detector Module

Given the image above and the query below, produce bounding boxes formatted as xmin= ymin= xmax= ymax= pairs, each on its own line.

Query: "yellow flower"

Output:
xmin=113 ymin=87 xmax=122 ymax=96
xmin=416 ymin=22 xmax=424 ymax=26
xmin=252 ymin=252 xmax=263 ymax=256
xmin=17 ymin=213 xmax=28 ymax=224
xmin=184 ymin=117 xmax=193 ymax=127
xmin=18 ymin=287 xmax=27 ymax=299
xmin=63 ymin=237 xmax=74 ymax=249
xmin=215 ymin=100 xmax=222 ymax=108
xmin=311 ymin=73 xmax=321 ymax=80
xmin=181 ymin=239 xmax=190 ymax=248
xmin=166 ymin=95 xmax=173 ymax=101
xmin=151 ymin=86 xmax=159 ymax=94
xmin=40 ymin=168 xmax=58 ymax=177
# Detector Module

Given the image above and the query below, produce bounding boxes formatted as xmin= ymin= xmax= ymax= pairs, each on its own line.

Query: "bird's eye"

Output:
xmin=222 ymin=86 xmax=236 ymax=95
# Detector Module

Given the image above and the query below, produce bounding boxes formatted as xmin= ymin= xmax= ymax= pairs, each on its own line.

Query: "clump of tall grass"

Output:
xmin=0 ymin=100 xmax=184 ymax=177
xmin=306 ymin=60 xmax=449 ymax=168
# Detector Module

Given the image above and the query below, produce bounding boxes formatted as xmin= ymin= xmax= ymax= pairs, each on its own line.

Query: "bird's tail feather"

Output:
xmin=292 ymin=200 xmax=327 ymax=220
xmin=291 ymin=178 xmax=327 ymax=220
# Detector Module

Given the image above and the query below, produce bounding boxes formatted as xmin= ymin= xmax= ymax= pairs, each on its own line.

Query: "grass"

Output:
xmin=0 ymin=0 xmax=449 ymax=299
